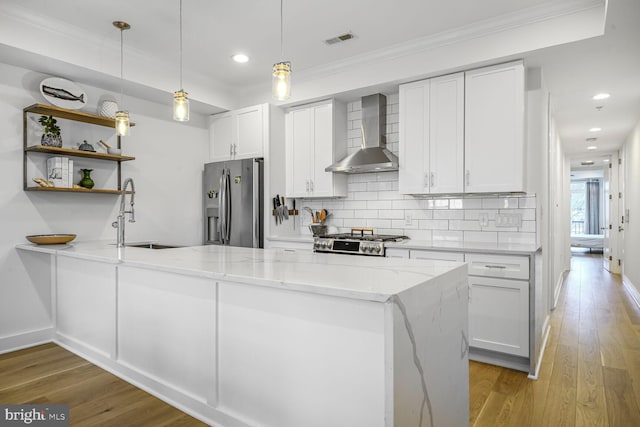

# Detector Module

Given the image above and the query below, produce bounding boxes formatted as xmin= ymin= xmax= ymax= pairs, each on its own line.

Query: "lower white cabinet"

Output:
xmin=468 ymin=275 xmax=529 ymax=357
xmin=386 ymin=248 xmax=531 ymax=362
xmin=56 ymin=257 xmax=116 ymax=358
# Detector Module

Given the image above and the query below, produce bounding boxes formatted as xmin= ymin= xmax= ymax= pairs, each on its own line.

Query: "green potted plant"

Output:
xmin=38 ymin=115 xmax=62 ymax=147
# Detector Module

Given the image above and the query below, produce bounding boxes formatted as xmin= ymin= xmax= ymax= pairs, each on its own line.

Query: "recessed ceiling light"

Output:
xmin=603 ymin=159 xmax=610 ymax=162
xmin=587 ymin=146 xmax=597 ymax=150
xmin=589 ymin=127 xmax=602 ymax=132
xmin=592 ymin=93 xmax=610 ymax=100
xmin=232 ymin=54 xmax=250 ymax=63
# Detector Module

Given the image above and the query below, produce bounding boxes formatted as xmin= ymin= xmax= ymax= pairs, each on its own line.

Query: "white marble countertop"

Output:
xmin=385 ymin=239 xmax=541 ymax=255
xmin=16 ymin=241 xmax=465 ymax=302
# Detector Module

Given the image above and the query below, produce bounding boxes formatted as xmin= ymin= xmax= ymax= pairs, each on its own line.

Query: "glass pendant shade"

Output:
xmin=173 ymin=90 xmax=189 ymax=121
xmin=115 ymin=110 xmax=130 ymax=136
xmin=272 ymin=61 xmax=291 ymax=101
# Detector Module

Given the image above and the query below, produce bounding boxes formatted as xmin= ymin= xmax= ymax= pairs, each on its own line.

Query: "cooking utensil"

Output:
xmin=320 ymin=209 xmax=328 ymax=222
xmin=275 ymin=194 xmax=283 ymax=223
xmin=273 ymin=197 xmax=279 ymax=225
xmin=303 ymin=207 xmax=314 ymax=223
xmin=281 ymin=196 xmax=289 ymax=220
xmin=309 ymin=224 xmax=328 ymax=236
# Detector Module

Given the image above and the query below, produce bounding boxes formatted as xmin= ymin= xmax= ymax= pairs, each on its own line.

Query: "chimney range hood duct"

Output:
xmin=325 ymin=93 xmax=398 ymax=174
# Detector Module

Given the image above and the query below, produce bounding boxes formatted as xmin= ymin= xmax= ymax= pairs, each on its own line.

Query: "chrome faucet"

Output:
xmin=113 ymin=177 xmax=135 ymax=248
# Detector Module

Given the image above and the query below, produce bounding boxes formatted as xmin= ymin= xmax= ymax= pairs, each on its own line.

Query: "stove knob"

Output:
xmin=362 ymin=244 xmax=371 ymax=253
xmin=322 ymin=241 xmax=330 ymax=249
xmin=373 ymin=245 xmax=381 ymax=253
xmin=314 ymin=242 xmax=321 ymax=249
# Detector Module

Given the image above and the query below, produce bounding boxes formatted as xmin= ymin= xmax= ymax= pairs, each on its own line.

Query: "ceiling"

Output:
xmin=1 ymin=0 xmax=639 ymax=159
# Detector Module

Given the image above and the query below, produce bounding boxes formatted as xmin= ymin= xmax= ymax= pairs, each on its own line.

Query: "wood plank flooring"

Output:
xmin=470 ymin=253 xmax=640 ymax=426
xmin=0 ymin=344 xmax=206 ymax=426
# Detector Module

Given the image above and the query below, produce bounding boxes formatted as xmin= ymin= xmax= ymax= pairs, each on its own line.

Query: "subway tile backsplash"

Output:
xmin=299 ymin=95 xmax=537 ymax=245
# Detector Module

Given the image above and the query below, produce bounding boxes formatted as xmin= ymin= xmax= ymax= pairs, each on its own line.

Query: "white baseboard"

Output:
xmin=0 ymin=327 xmax=53 ymax=355
xmin=623 ymin=274 xmax=640 ymax=310
xmin=553 ymin=269 xmax=569 ymax=309
xmin=528 ymin=316 xmax=551 ymax=380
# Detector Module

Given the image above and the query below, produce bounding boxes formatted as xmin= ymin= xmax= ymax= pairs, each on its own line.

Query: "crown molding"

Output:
xmin=293 ymin=0 xmax=605 ymax=82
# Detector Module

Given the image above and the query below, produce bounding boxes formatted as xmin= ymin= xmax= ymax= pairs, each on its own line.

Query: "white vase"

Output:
xmin=99 ymin=100 xmax=118 ymax=118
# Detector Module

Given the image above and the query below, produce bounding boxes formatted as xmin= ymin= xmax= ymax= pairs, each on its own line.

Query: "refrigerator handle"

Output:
xmin=224 ymin=169 xmax=232 ymax=243
xmin=219 ymin=169 xmax=226 ymax=244
xmin=252 ymin=160 xmax=260 ymax=248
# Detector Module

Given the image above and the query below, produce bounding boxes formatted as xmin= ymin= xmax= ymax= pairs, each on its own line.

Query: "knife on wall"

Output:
xmin=272 ymin=197 xmax=278 ymax=225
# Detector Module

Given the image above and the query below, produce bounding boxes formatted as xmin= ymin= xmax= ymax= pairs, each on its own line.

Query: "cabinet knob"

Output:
xmin=430 ymin=172 xmax=435 ymax=188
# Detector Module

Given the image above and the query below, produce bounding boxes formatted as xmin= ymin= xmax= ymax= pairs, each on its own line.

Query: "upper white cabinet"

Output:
xmin=209 ymin=104 xmax=266 ymax=162
xmin=399 ymin=73 xmax=464 ymax=194
xmin=464 ymin=62 xmax=525 ymax=193
xmin=285 ymin=100 xmax=347 ymax=198
xmin=399 ymin=61 xmax=524 ymax=195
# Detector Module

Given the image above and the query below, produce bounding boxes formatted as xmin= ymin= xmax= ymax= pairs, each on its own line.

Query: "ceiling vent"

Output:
xmin=581 ymin=161 xmax=595 ymax=166
xmin=324 ymin=32 xmax=355 ymax=45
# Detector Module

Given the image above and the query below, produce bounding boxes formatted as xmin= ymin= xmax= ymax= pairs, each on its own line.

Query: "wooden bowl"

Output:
xmin=26 ymin=234 xmax=77 ymax=245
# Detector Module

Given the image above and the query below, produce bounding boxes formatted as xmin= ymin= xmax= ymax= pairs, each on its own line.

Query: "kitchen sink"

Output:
xmin=125 ymin=243 xmax=181 ymax=249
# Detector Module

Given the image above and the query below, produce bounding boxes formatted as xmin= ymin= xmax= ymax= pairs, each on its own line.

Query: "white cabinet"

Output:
xmin=209 ymin=104 xmax=266 ymax=162
xmin=399 ymin=73 xmax=464 ymax=194
xmin=466 ymin=253 xmax=529 ymax=357
xmin=386 ymin=248 xmax=531 ymax=362
xmin=285 ymin=100 xmax=347 ymax=198
xmin=464 ymin=62 xmax=524 ymax=192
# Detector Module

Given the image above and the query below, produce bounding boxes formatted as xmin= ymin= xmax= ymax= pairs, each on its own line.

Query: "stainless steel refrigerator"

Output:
xmin=203 ymin=158 xmax=264 ymax=248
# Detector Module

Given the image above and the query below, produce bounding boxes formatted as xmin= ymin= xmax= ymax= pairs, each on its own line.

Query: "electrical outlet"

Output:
xmin=405 ymin=213 xmax=412 ymax=226
xmin=479 ymin=213 xmax=489 ymax=227
xmin=495 ymin=213 xmax=522 ymax=227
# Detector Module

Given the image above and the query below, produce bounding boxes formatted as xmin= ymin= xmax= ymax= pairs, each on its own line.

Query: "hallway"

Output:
xmin=470 ymin=253 xmax=640 ymax=426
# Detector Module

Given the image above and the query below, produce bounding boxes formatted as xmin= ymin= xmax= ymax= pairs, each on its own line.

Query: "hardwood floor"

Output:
xmin=0 ymin=344 xmax=206 ymax=426
xmin=470 ymin=253 xmax=640 ymax=426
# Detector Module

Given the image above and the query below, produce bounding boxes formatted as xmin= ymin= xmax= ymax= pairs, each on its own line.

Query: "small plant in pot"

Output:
xmin=38 ymin=115 xmax=62 ymax=147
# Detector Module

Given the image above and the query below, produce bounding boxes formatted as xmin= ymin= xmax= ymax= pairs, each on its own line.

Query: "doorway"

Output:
xmin=569 ymin=153 xmax=621 ymax=274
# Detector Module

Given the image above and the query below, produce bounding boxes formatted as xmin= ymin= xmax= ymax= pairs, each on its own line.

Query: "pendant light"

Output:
xmin=272 ymin=0 xmax=291 ymax=100
xmin=113 ymin=21 xmax=131 ymax=136
xmin=173 ymin=0 xmax=189 ymax=121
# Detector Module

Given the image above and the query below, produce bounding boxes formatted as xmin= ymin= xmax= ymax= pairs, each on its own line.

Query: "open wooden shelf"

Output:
xmin=24 ymin=104 xmax=136 ymax=128
xmin=25 ymin=186 xmax=133 ymax=195
xmin=25 ymin=145 xmax=135 ymax=161
xmin=23 ymin=103 xmax=137 ymax=194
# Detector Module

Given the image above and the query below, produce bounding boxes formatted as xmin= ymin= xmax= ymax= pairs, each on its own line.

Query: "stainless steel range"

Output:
xmin=313 ymin=228 xmax=408 ymax=256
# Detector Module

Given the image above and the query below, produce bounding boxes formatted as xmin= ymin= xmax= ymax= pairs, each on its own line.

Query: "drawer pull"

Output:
xmin=484 ymin=264 xmax=507 ymax=269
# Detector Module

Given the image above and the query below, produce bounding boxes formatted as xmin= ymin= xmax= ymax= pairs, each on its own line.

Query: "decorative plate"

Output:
xmin=39 ymin=77 xmax=87 ymax=110
xmin=26 ymin=234 xmax=77 ymax=245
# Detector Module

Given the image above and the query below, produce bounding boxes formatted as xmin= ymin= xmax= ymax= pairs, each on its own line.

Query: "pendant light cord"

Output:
xmin=120 ymin=27 xmax=124 ymax=106
xmin=179 ymin=0 xmax=183 ymax=90
xmin=280 ymin=0 xmax=283 ymax=59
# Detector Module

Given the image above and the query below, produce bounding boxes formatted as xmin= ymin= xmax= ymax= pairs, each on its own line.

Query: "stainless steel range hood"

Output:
xmin=325 ymin=93 xmax=398 ymax=174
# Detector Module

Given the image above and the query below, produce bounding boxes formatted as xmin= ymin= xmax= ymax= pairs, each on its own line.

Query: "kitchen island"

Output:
xmin=16 ymin=242 xmax=469 ymax=427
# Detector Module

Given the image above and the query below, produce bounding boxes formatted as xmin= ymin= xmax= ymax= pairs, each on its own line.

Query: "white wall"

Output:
xmin=0 ymin=61 xmax=208 ymax=351
xmin=547 ymin=116 xmax=571 ymax=308
xmin=622 ymin=118 xmax=640 ymax=291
